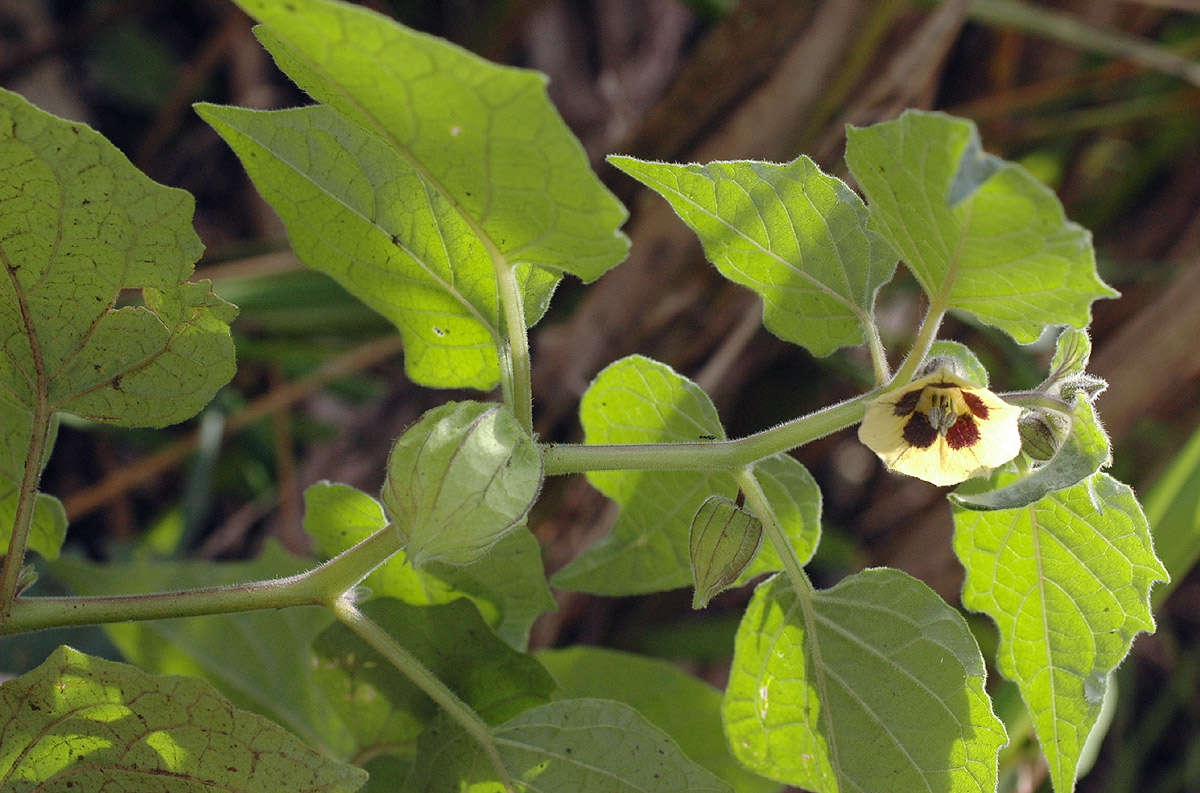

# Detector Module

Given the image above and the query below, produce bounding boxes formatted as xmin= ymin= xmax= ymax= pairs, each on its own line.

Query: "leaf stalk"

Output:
xmin=331 ymin=599 xmax=514 ymax=793
xmin=0 ymin=523 xmax=405 ymax=635
xmin=734 ymin=465 xmax=814 ymax=599
xmin=0 ymin=399 xmax=52 ymax=622
xmin=493 ymin=258 xmax=534 ymax=435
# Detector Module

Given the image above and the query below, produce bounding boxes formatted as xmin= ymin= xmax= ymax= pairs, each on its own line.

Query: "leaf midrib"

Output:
xmin=259 ymin=28 xmax=514 ymax=339
xmin=623 ymin=163 xmax=874 ymax=330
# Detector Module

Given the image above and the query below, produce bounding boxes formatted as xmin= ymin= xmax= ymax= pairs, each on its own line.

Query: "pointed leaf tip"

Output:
xmin=846 ymin=110 xmax=1117 ymax=344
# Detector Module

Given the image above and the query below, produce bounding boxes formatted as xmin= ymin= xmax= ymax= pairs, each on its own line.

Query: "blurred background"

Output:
xmin=2 ymin=1 xmax=1199 ymax=791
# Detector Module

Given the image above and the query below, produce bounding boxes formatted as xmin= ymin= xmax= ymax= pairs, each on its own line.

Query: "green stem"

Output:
xmin=542 ymin=390 xmax=879 ymax=475
xmin=889 ymin=306 xmax=945 ymax=388
xmin=493 ymin=259 xmax=533 ymax=435
xmin=865 ymin=318 xmax=891 ymax=385
xmin=0 ymin=523 xmax=405 ymax=635
xmin=734 ymin=465 xmax=813 ymax=598
xmin=0 ymin=399 xmax=52 ymax=622
xmin=331 ymin=599 xmax=514 ymax=793
xmin=734 ymin=463 xmax=841 ymax=774
xmin=1001 ymin=390 xmax=1072 ymax=416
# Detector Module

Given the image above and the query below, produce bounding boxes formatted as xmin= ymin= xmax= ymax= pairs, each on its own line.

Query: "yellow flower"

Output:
xmin=858 ymin=367 xmax=1022 ymax=487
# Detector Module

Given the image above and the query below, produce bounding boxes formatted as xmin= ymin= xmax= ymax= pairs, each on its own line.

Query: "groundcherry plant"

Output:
xmin=0 ymin=1 xmax=1168 ymax=792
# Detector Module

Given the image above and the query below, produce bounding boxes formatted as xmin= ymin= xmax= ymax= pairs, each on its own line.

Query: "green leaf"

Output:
xmin=312 ymin=598 xmax=554 ymax=760
xmin=608 ymin=155 xmax=895 ymax=357
xmin=1045 ymin=327 xmax=1092 ymax=384
xmin=200 ymin=0 xmax=627 ymax=389
xmin=553 ymin=357 xmax=817 ymax=596
xmin=303 ymin=481 xmax=554 ymax=649
xmin=741 ymin=453 xmax=821 ymax=578
xmin=0 ymin=645 xmax=366 ymax=792
xmin=952 ymin=473 xmax=1168 ymax=793
xmin=690 ymin=496 xmax=763 ymax=609
xmin=380 ymin=401 xmax=542 ymax=567
xmin=538 ymin=647 xmax=780 ymax=793
xmin=845 ymin=110 xmax=1117 ymax=343
xmin=951 ymin=397 xmax=1110 ymax=511
xmin=551 ymin=355 xmax=736 ymax=595
xmin=197 ymin=103 xmax=544 ymax=390
xmin=408 ymin=699 xmax=731 ymax=793
xmin=1040 ymin=327 xmax=1105 ymax=403
xmin=1 ymin=87 xmax=236 ymax=426
xmin=48 ymin=543 xmax=355 ymax=759
xmin=723 ymin=569 xmax=1006 ymax=792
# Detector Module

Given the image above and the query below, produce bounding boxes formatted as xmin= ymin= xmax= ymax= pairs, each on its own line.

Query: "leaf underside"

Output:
xmin=723 ymin=569 xmax=1006 ymax=793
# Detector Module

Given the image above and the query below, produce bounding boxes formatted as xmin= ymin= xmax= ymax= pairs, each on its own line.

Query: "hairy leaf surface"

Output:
xmin=553 ymin=355 xmax=817 ymax=595
xmin=0 ymin=646 xmax=366 ymax=792
xmin=952 ymin=473 xmax=1167 ymax=793
xmin=846 ymin=110 xmax=1116 ymax=342
xmin=609 ymin=156 xmax=895 ymax=356
xmin=723 ymin=569 xmax=1006 ymax=793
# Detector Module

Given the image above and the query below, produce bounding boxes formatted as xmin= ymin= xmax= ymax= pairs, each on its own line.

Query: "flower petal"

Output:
xmin=858 ymin=369 xmax=1022 ymax=486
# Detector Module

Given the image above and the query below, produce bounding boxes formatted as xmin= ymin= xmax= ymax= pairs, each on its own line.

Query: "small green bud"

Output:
xmin=1058 ymin=373 xmax=1107 ymax=403
xmin=1018 ymin=410 xmax=1067 ymax=461
xmin=689 ymin=496 xmax=763 ymax=609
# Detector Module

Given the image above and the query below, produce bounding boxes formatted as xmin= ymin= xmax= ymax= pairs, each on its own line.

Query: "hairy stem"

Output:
xmin=734 ymin=465 xmax=813 ymax=598
xmin=865 ymin=318 xmax=891 ymax=385
xmin=543 ymin=389 xmax=879 ymax=475
xmin=331 ymin=599 xmax=514 ymax=792
xmin=890 ymin=305 xmax=946 ymax=387
xmin=0 ymin=400 xmax=52 ymax=622
xmin=0 ymin=523 xmax=405 ymax=635
xmin=493 ymin=259 xmax=533 ymax=435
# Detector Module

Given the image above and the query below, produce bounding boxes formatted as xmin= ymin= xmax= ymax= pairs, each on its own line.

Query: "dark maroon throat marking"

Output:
xmin=902 ymin=413 xmax=939 ymax=448
xmin=892 ymin=388 xmax=922 ymax=416
xmin=961 ymin=391 xmax=989 ymax=419
xmin=945 ymin=414 xmax=981 ymax=450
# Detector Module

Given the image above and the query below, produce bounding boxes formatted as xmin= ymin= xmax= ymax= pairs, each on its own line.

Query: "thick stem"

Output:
xmin=0 ymin=523 xmax=405 ymax=635
xmin=543 ymin=390 xmax=878 ymax=475
xmin=0 ymin=400 xmax=52 ymax=621
xmin=331 ymin=599 xmax=514 ymax=792
xmin=493 ymin=259 xmax=533 ymax=435
xmin=889 ymin=305 xmax=946 ymax=388
xmin=865 ymin=319 xmax=891 ymax=385
xmin=734 ymin=465 xmax=813 ymax=599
